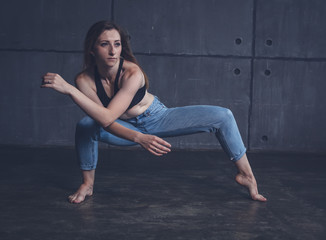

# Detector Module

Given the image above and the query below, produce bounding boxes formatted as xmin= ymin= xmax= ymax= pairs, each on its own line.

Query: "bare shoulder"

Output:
xmin=75 ymin=70 xmax=95 ymax=89
xmin=122 ymin=61 xmax=144 ymax=85
xmin=74 ymin=69 xmax=101 ymax=104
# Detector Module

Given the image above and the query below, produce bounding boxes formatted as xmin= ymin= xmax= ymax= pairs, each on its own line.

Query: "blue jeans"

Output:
xmin=75 ymin=96 xmax=246 ymax=170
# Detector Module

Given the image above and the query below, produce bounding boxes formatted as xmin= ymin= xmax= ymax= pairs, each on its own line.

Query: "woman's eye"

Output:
xmin=115 ymin=43 xmax=121 ymax=47
xmin=100 ymin=42 xmax=108 ymax=47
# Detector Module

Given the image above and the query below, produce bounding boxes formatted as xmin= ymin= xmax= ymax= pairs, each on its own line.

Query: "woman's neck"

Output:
xmin=96 ymin=60 xmax=120 ymax=83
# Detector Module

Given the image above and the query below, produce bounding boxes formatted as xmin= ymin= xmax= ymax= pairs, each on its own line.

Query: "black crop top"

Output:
xmin=95 ymin=59 xmax=146 ymax=110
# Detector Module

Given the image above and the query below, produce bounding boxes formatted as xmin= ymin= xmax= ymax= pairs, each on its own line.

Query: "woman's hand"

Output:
xmin=41 ymin=73 xmax=73 ymax=95
xmin=135 ymin=133 xmax=171 ymax=156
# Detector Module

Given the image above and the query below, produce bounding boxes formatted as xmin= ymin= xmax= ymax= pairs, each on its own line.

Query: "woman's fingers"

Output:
xmin=138 ymin=134 xmax=172 ymax=156
xmin=150 ymin=145 xmax=166 ymax=155
xmin=156 ymin=137 xmax=172 ymax=148
xmin=148 ymin=136 xmax=171 ymax=155
xmin=41 ymin=79 xmax=52 ymax=86
xmin=148 ymin=148 xmax=164 ymax=156
xmin=151 ymin=141 xmax=170 ymax=153
xmin=41 ymin=73 xmax=57 ymax=86
xmin=40 ymin=73 xmax=72 ymax=95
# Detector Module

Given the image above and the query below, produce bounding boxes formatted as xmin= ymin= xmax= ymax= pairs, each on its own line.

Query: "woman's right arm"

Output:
xmin=75 ymin=74 xmax=171 ymax=156
xmin=42 ymin=73 xmax=117 ymax=127
xmin=105 ymin=122 xmax=171 ymax=156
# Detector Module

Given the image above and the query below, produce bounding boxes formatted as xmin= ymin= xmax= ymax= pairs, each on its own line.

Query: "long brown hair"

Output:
xmin=83 ymin=20 xmax=149 ymax=88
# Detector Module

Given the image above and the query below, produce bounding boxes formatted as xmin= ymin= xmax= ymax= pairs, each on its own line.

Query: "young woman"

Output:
xmin=41 ymin=20 xmax=267 ymax=204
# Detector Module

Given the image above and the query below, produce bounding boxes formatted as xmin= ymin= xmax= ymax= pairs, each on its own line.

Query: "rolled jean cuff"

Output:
xmin=231 ymin=148 xmax=247 ymax=162
xmin=80 ymin=165 xmax=96 ymax=171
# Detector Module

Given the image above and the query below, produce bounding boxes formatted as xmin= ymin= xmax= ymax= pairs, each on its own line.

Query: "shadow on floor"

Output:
xmin=0 ymin=146 xmax=325 ymax=240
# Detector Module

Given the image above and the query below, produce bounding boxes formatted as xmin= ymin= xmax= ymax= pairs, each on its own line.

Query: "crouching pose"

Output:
xmin=41 ymin=20 xmax=267 ymax=204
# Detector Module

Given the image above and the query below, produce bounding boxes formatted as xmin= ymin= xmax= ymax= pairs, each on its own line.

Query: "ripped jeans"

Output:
xmin=75 ymin=96 xmax=246 ymax=170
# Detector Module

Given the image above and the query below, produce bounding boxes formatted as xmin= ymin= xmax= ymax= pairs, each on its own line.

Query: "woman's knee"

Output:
xmin=212 ymin=106 xmax=235 ymax=124
xmin=76 ymin=116 xmax=99 ymax=135
xmin=223 ymin=108 xmax=234 ymax=120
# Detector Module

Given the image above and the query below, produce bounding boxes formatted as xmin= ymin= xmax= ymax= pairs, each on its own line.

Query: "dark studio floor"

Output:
xmin=0 ymin=145 xmax=325 ymax=240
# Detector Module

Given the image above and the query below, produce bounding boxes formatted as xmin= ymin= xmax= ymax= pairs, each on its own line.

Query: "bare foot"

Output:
xmin=68 ymin=184 xmax=93 ymax=204
xmin=235 ymin=173 xmax=267 ymax=202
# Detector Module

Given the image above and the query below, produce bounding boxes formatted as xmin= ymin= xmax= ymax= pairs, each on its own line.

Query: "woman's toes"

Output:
xmin=67 ymin=184 xmax=93 ymax=204
xmin=235 ymin=173 xmax=267 ymax=202
xmin=74 ymin=194 xmax=86 ymax=204
xmin=68 ymin=194 xmax=76 ymax=203
xmin=253 ymin=194 xmax=267 ymax=202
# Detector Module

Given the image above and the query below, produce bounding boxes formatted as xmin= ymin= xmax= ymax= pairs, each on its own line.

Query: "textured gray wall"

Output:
xmin=0 ymin=0 xmax=325 ymax=153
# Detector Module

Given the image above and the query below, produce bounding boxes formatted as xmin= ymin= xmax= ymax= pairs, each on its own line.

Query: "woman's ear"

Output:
xmin=90 ymin=51 xmax=95 ymax=56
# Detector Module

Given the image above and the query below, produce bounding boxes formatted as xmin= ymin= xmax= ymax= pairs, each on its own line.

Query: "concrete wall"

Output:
xmin=0 ymin=0 xmax=325 ymax=153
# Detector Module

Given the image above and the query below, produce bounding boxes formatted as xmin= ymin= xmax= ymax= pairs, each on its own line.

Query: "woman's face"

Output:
xmin=92 ymin=29 xmax=122 ymax=67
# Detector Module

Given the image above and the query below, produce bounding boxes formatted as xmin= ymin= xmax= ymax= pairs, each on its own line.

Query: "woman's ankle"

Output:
xmin=81 ymin=182 xmax=93 ymax=188
xmin=81 ymin=169 xmax=95 ymax=186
